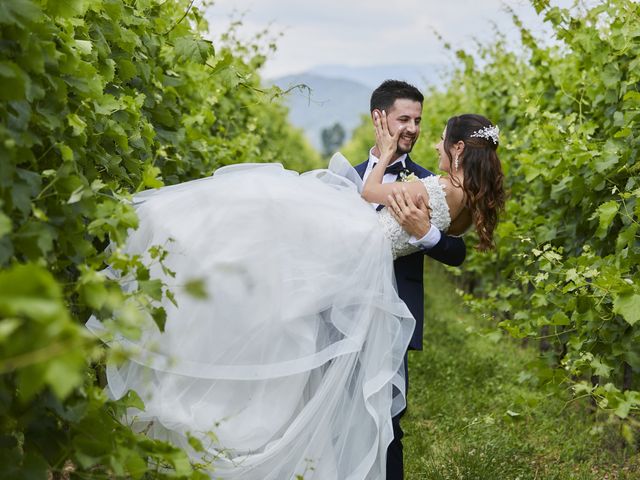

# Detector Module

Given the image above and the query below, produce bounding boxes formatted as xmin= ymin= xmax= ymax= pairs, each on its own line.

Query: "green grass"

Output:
xmin=403 ymin=264 xmax=640 ymax=479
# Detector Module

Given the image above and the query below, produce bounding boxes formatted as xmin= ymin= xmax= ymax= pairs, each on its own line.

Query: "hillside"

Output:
xmin=270 ymin=64 xmax=446 ymax=151
xmin=270 ymin=73 xmax=371 ymax=151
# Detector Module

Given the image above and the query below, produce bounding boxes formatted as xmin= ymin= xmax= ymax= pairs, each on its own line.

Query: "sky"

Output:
xmin=203 ymin=0 xmax=595 ymax=79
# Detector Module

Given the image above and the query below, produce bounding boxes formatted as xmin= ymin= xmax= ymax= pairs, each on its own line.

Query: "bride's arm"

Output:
xmin=361 ymin=111 xmax=429 ymax=206
xmin=361 ymin=169 xmax=428 ymax=206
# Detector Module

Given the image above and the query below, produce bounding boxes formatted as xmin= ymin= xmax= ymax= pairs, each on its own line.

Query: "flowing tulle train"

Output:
xmin=87 ymin=158 xmax=415 ymax=479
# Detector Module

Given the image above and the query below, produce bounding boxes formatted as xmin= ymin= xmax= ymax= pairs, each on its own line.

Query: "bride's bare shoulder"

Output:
xmin=438 ymin=176 xmax=464 ymax=201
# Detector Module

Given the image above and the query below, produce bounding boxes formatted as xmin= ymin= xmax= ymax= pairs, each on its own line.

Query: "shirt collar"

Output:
xmin=367 ymin=148 xmax=407 ymax=170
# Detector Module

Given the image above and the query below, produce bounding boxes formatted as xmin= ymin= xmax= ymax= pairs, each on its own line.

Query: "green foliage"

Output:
xmin=340 ymin=113 xmax=374 ymax=163
xmin=406 ymin=264 xmax=639 ymax=479
xmin=349 ymin=0 xmax=640 ymax=440
xmin=0 ymin=0 xmax=320 ymax=477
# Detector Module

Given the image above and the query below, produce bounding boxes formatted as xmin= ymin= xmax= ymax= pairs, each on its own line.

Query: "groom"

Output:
xmin=353 ymin=80 xmax=466 ymax=479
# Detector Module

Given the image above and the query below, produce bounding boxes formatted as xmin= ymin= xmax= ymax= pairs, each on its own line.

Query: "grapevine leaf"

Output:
xmin=208 ymin=52 xmax=233 ymax=75
xmin=57 ymin=143 xmax=74 ymax=162
xmin=590 ymin=357 xmax=612 ymax=378
xmin=47 ymin=0 xmax=90 ymax=18
xmin=142 ymin=164 xmax=164 ymax=189
xmin=615 ymin=398 xmax=632 ymax=419
xmin=20 ymin=452 xmax=49 ymax=480
xmin=187 ymin=433 xmax=205 ymax=452
xmin=0 ymin=0 xmax=41 ymax=27
xmin=44 ymin=351 xmax=85 ymax=399
xmin=67 ymin=113 xmax=87 ymax=136
xmin=151 ymin=306 xmax=167 ymax=332
xmin=596 ymin=140 xmax=621 ymax=173
xmin=67 ymin=186 xmax=85 ymax=204
xmin=139 ymin=279 xmax=164 ymax=302
xmin=0 ymin=61 xmax=30 ymax=101
xmin=613 ymin=293 xmax=640 ymax=326
xmin=532 ymin=0 xmax=550 ymax=14
xmin=184 ymin=278 xmax=207 ymax=299
xmin=0 ymin=263 xmax=64 ymax=320
xmin=79 ymin=280 xmax=109 ymax=310
xmin=120 ymin=390 xmax=145 ymax=410
xmin=621 ymin=423 xmax=635 ymax=444
xmin=0 ymin=318 xmax=22 ymax=342
xmin=174 ymin=36 xmax=214 ymax=63
xmin=74 ymin=39 xmax=93 ymax=55
xmin=125 ymin=452 xmax=147 ymax=480
xmin=550 ymin=312 xmax=570 ymax=326
xmin=0 ymin=212 xmax=11 ymax=238
xmin=594 ymin=200 xmax=619 ymax=237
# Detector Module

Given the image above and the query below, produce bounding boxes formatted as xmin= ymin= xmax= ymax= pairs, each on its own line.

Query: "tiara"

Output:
xmin=470 ymin=125 xmax=500 ymax=144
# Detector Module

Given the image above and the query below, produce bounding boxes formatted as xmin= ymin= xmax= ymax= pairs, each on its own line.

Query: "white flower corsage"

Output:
xmin=398 ymin=169 xmax=418 ymax=182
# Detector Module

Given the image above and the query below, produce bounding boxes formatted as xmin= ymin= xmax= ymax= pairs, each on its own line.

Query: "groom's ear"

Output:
xmin=371 ymin=109 xmax=382 ymax=121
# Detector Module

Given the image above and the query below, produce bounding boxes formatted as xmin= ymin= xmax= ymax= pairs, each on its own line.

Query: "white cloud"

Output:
xmin=203 ymin=0 xmax=598 ymax=79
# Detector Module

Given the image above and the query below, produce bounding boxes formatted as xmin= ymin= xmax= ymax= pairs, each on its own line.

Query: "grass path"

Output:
xmin=402 ymin=264 xmax=639 ymax=479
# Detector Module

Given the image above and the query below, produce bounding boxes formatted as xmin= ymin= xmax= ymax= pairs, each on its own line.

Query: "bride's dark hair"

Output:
xmin=444 ymin=114 xmax=505 ymax=251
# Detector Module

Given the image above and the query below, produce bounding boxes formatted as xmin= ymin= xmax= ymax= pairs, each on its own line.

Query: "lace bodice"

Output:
xmin=377 ymin=176 xmax=451 ymax=259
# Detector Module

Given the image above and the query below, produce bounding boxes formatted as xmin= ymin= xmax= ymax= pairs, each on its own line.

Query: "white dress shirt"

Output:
xmin=364 ymin=148 xmax=442 ymax=250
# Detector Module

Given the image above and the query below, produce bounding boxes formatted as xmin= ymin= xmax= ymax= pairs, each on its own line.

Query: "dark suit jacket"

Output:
xmin=355 ymin=155 xmax=466 ymax=350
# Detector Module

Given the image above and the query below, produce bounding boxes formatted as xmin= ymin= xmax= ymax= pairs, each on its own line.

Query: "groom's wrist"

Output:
xmin=409 ymin=225 xmax=441 ymax=250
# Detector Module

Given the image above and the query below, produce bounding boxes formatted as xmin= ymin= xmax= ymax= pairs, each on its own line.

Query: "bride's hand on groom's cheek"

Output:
xmin=388 ymin=188 xmax=431 ymax=238
xmin=374 ymin=110 xmax=403 ymax=160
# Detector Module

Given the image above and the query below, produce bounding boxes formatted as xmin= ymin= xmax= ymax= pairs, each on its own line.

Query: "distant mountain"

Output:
xmin=307 ymin=63 xmax=446 ymax=90
xmin=270 ymin=73 xmax=371 ymax=151
xmin=269 ymin=64 xmax=446 ymax=151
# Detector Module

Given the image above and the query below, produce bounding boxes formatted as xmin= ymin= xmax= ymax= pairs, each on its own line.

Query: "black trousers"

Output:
xmin=386 ymin=353 xmax=409 ymax=480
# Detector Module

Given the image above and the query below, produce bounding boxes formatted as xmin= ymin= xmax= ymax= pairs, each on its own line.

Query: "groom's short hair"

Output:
xmin=370 ymin=80 xmax=424 ymax=112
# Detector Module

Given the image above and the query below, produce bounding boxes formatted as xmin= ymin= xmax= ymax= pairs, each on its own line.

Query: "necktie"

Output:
xmin=374 ymin=162 xmax=406 ymax=211
xmin=382 ymin=162 xmax=405 ymax=176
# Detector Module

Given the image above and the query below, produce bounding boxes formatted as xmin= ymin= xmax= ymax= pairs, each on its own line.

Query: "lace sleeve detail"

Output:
xmin=420 ymin=176 xmax=450 ymax=232
xmin=376 ymin=176 xmax=452 ymax=259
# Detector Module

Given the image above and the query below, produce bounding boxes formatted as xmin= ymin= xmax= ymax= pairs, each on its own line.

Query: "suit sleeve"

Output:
xmin=423 ymin=232 xmax=466 ymax=266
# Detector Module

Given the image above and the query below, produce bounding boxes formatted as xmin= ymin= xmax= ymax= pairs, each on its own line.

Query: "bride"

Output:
xmin=87 ymin=112 xmax=504 ymax=479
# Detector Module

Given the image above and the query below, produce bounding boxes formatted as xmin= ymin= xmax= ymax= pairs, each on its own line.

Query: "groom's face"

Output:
xmin=387 ymin=99 xmax=422 ymax=154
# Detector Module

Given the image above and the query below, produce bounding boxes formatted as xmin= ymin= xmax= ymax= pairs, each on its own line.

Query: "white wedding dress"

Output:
xmin=86 ymin=154 xmax=451 ymax=479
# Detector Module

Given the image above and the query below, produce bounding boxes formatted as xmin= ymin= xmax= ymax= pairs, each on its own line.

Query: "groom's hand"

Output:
xmin=388 ymin=188 xmax=431 ymax=238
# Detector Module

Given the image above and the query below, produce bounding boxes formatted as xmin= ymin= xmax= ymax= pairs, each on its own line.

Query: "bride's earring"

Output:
xmin=454 ymin=155 xmax=459 ymax=171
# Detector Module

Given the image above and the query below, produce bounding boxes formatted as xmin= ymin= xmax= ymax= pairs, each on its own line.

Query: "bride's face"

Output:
xmin=386 ymin=99 xmax=422 ymax=154
xmin=436 ymin=128 xmax=465 ymax=173
xmin=435 ymin=127 xmax=451 ymax=172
